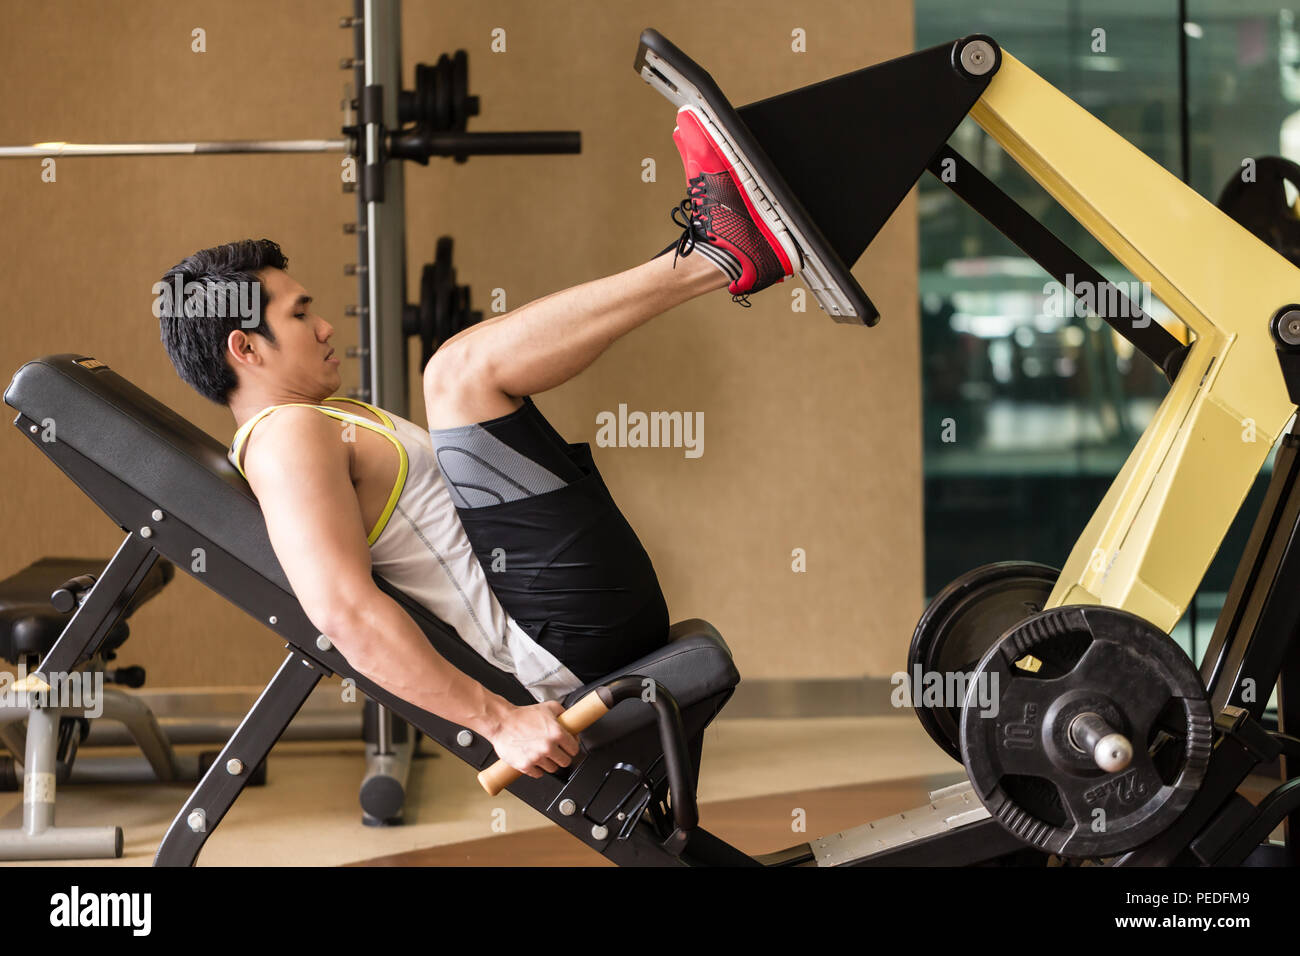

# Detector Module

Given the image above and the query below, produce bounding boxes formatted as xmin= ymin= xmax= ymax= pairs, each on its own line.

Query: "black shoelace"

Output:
xmin=671 ymin=177 xmax=712 ymax=268
xmin=667 ymin=176 xmax=753 ymax=307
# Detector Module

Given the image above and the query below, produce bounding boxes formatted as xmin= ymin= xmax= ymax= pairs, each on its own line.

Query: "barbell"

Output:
xmin=0 ymin=49 xmax=578 ymax=163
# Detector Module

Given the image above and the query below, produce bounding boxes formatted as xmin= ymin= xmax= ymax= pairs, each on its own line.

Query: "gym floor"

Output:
xmin=1 ymin=714 xmax=964 ymax=867
xmin=1 ymin=712 xmax=1286 ymax=867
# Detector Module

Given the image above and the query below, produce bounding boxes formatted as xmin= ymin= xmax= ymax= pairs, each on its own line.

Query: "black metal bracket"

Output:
xmin=31 ymin=531 xmax=158 ymax=680
xmin=358 ymin=83 xmax=386 ymax=204
xmin=579 ymin=759 xmax=658 ymax=839
xmin=735 ymin=35 xmax=1000 ymax=290
xmin=1203 ymin=777 xmax=1300 ymax=865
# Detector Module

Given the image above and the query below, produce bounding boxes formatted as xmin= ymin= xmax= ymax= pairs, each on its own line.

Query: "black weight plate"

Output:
xmin=451 ymin=285 xmax=473 ymax=335
xmin=908 ymin=562 xmax=1058 ymax=762
xmin=432 ymin=236 xmax=456 ymax=346
xmin=417 ymin=264 xmax=438 ymax=367
xmin=960 ymin=604 xmax=1211 ymax=858
xmin=451 ymin=50 xmax=469 ymax=131
xmin=434 ymin=53 xmax=453 ymax=132
xmin=414 ymin=63 xmax=434 ymax=129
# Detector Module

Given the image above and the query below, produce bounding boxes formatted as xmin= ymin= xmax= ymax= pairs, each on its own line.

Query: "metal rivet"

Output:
xmin=456 ymin=729 xmax=474 ymax=747
xmin=558 ymin=799 xmax=576 ymax=816
xmin=268 ymin=615 xmax=277 ymax=625
xmin=187 ymin=809 xmax=207 ymax=833
xmin=959 ymin=39 xmax=996 ymax=76
xmin=591 ymin=824 xmax=609 ymax=840
xmin=1278 ymin=309 xmax=1300 ymax=346
xmin=151 ymin=509 xmax=164 ymax=521
xmin=28 ymin=424 xmax=37 ymax=434
xmin=616 ymin=812 xmax=626 ymax=821
xmin=139 ymin=526 xmax=153 ymax=538
xmin=316 ymin=634 xmax=332 ymax=651
xmin=226 ymin=758 xmax=244 ymax=775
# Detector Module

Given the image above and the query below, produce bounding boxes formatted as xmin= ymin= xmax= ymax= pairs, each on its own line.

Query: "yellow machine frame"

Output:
xmin=971 ymin=53 xmax=1300 ymax=634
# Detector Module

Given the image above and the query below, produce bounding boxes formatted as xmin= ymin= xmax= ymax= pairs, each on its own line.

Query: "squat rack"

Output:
xmin=0 ymin=0 xmax=580 ymax=826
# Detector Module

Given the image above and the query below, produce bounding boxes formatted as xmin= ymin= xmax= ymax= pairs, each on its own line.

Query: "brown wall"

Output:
xmin=0 ymin=0 xmax=920 ymax=687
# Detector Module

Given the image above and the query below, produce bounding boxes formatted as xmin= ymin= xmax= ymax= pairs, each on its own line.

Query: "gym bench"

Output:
xmin=5 ymin=355 xmax=747 ymax=866
xmin=0 ymin=556 xmax=172 ymax=859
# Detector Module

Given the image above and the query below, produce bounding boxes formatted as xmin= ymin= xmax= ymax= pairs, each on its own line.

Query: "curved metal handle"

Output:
xmin=477 ymin=675 xmax=699 ymax=840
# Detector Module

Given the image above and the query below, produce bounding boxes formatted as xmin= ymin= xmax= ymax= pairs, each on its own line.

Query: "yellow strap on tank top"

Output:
xmin=321 ymin=395 xmax=397 ymax=431
xmin=229 ymin=402 xmax=408 ymax=546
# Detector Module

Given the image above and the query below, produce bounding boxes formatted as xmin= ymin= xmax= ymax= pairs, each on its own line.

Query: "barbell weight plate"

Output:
xmin=417 ymin=264 xmax=438 ymax=367
xmin=414 ymin=63 xmax=434 ymax=131
xmin=451 ymin=285 xmax=474 ymax=336
xmin=411 ymin=237 xmax=474 ymax=366
xmin=959 ymin=604 xmax=1212 ymax=858
xmin=907 ymin=561 xmax=1058 ymax=762
xmin=435 ymin=53 xmax=453 ymax=132
xmin=451 ymin=50 xmax=470 ymax=132
xmin=433 ymin=236 xmax=456 ymax=347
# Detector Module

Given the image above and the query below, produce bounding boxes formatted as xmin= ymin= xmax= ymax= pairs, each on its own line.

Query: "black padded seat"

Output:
xmin=563 ymin=619 xmax=737 ymax=748
xmin=0 ymin=556 xmax=173 ymax=664
xmin=4 ymin=356 xmax=739 ymax=741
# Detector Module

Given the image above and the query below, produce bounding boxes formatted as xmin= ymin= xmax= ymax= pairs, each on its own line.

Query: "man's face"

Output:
xmin=238 ymin=267 xmax=340 ymax=401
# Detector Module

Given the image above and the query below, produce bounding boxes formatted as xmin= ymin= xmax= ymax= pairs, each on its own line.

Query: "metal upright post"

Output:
xmin=361 ymin=0 xmax=409 ymax=416
xmin=351 ymin=0 xmax=417 ymax=825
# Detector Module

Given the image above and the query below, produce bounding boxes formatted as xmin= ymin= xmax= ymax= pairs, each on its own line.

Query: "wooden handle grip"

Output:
xmin=477 ymin=691 xmax=610 ymax=795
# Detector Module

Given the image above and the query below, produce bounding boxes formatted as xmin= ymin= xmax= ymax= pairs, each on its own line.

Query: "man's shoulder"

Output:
xmin=241 ymin=405 xmax=348 ymax=477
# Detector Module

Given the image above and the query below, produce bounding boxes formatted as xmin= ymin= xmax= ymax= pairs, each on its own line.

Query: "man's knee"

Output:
xmin=423 ymin=342 xmax=518 ymax=428
xmin=422 ymin=341 xmax=481 ymax=399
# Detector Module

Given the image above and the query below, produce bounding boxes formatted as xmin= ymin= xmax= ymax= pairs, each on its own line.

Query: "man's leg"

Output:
xmin=419 ymin=105 xmax=803 ymax=683
xmin=425 ymin=101 xmax=803 ymax=428
xmin=420 ymin=254 xmax=733 ymax=682
xmin=424 ymin=250 xmax=725 ymax=429
xmin=429 ymin=391 xmax=670 ymax=684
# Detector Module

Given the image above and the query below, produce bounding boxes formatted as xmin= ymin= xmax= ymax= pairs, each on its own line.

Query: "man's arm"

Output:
xmin=241 ymin=406 xmax=578 ymax=777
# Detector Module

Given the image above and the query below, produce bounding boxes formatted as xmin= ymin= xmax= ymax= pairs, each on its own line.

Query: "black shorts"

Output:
xmin=435 ymin=397 xmax=670 ymax=685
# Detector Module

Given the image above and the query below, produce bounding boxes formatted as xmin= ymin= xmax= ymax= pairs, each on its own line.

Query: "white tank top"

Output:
xmin=229 ymin=396 xmax=582 ymax=702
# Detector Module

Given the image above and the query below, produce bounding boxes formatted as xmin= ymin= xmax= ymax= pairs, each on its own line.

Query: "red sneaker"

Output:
xmin=668 ymin=105 xmax=801 ymax=304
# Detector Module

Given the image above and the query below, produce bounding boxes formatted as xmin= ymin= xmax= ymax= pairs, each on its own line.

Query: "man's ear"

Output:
xmin=227 ymin=328 xmax=260 ymax=370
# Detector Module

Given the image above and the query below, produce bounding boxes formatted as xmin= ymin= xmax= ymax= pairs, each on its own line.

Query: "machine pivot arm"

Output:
xmin=928 ymin=144 xmax=1190 ymax=383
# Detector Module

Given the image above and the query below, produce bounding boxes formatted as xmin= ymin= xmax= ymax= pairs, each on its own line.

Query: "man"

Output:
xmin=157 ymin=106 xmax=801 ymax=779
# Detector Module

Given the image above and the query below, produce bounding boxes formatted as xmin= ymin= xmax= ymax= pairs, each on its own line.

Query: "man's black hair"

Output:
xmin=158 ymin=238 xmax=288 ymax=405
